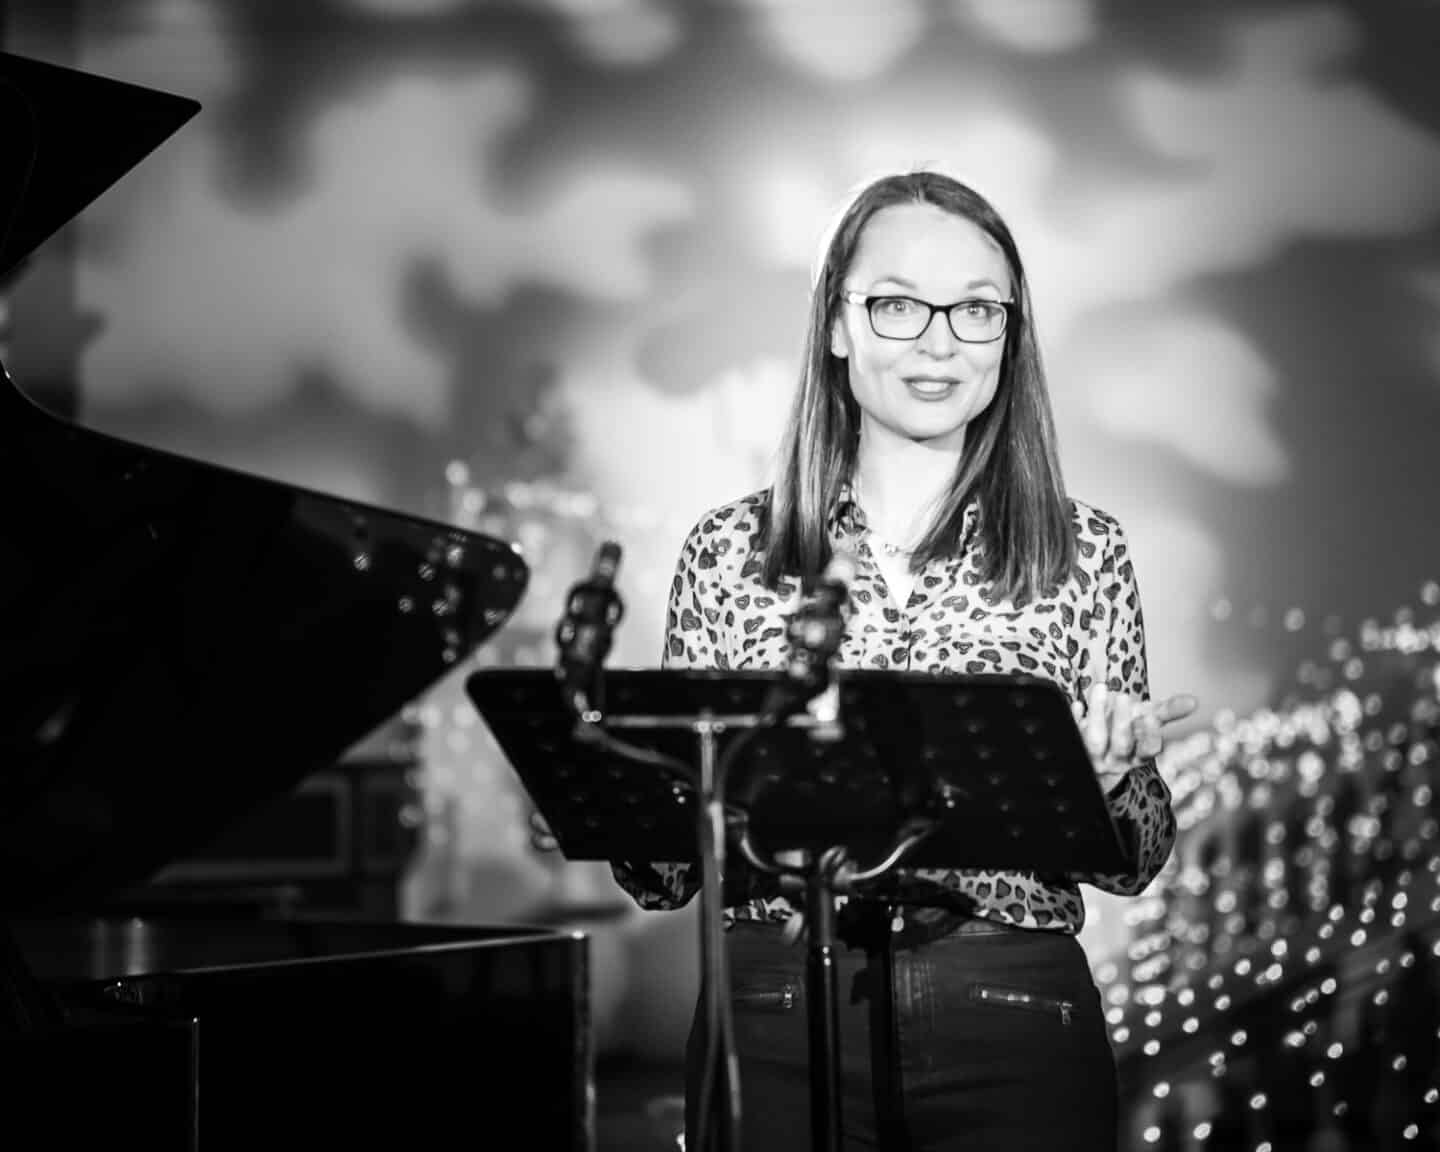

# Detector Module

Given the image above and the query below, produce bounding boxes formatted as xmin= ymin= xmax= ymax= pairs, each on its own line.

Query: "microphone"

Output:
xmin=555 ymin=540 xmax=625 ymax=714
xmin=777 ymin=549 xmax=856 ymax=708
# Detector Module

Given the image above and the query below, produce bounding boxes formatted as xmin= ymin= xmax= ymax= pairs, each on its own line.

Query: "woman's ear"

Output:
xmin=830 ymin=315 xmax=850 ymax=360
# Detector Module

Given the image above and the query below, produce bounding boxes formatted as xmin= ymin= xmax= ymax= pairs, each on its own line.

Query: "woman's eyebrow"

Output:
xmin=868 ymin=275 xmax=1005 ymax=294
xmin=869 ymin=274 xmax=919 ymax=290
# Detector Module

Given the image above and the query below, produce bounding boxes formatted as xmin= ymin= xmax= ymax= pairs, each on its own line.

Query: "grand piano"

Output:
xmin=0 ymin=52 xmax=591 ymax=1149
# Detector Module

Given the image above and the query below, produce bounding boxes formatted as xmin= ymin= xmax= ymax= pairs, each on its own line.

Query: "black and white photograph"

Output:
xmin=2 ymin=1 xmax=1438 ymax=1148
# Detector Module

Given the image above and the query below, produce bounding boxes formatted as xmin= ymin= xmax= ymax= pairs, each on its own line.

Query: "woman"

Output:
xmin=613 ymin=170 xmax=1197 ymax=1151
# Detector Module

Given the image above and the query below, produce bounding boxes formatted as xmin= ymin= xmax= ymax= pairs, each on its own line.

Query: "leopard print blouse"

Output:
xmin=612 ymin=487 xmax=1177 ymax=934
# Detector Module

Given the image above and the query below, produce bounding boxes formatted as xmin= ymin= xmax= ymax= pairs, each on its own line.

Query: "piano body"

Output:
xmin=0 ymin=52 xmax=592 ymax=1149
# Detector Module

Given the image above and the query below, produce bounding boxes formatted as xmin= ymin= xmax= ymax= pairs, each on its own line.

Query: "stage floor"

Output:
xmin=597 ymin=1054 xmax=685 ymax=1152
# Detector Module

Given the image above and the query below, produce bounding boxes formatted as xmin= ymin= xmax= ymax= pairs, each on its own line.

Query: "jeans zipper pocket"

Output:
xmin=969 ymin=982 xmax=1074 ymax=1025
xmin=734 ymin=985 xmax=797 ymax=1012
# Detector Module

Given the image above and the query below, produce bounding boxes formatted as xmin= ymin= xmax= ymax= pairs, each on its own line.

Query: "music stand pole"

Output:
xmin=600 ymin=706 xmax=859 ymax=1152
xmin=694 ymin=712 xmax=740 ymax=1152
xmin=735 ymin=823 xmax=934 ymax=1152
xmin=576 ymin=705 xmax=758 ymax=1152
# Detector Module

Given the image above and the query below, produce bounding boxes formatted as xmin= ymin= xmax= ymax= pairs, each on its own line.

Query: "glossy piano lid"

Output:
xmin=0 ymin=50 xmax=200 ymax=282
xmin=0 ymin=54 xmax=530 ymax=914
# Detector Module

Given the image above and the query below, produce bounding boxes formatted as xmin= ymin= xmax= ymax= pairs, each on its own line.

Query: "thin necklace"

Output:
xmin=854 ymin=479 xmax=922 ymax=558
xmin=868 ymin=529 xmax=915 ymax=558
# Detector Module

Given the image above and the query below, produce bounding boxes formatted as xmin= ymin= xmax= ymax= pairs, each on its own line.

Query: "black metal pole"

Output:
xmin=804 ymin=869 xmax=842 ymax=1152
xmin=695 ymin=717 xmax=740 ymax=1152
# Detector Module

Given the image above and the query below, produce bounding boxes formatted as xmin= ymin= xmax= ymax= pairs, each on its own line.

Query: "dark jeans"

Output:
xmin=685 ymin=918 xmax=1118 ymax=1152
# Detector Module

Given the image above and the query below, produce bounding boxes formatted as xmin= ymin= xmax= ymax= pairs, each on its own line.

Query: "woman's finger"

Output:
xmin=1151 ymin=692 xmax=1200 ymax=726
xmin=1133 ymin=711 xmax=1164 ymax=760
xmin=1085 ymin=684 xmax=1110 ymax=759
xmin=1109 ymin=694 xmax=1136 ymax=762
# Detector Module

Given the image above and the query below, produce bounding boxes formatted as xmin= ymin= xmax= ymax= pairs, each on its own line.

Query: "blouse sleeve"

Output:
xmin=1073 ymin=516 xmax=1178 ymax=897
xmin=609 ymin=518 xmax=724 ymax=911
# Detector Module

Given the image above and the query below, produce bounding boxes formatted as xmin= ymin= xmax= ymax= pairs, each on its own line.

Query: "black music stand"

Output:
xmin=466 ymin=667 xmax=1131 ymax=1152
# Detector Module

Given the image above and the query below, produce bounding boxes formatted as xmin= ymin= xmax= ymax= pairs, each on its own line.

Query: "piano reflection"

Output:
xmin=0 ymin=50 xmax=592 ymax=1150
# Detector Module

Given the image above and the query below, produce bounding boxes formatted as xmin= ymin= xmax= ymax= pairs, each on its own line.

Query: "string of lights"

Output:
xmin=1103 ymin=582 xmax=1440 ymax=1148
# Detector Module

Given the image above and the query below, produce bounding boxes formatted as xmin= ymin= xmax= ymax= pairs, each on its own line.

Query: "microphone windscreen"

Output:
xmin=593 ymin=540 xmax=622 ymax=586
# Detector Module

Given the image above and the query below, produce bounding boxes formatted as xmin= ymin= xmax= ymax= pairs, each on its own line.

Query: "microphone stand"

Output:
xmin=551 ymin=547 xmax=861 ymax=1152
xmin=686 ymin=558 xmax=855 ymax=1151
xmin=551 ymin=544 xmax=741 ymax=1152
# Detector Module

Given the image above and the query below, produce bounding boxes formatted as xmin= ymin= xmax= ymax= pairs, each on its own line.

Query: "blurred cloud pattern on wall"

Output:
xmin=6 ymin=0 xmax=1438 ymax=1057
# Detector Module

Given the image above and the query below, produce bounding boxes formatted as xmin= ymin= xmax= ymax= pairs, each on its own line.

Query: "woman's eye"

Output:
xmin=876 ymin=297 xmax=916 ymax=315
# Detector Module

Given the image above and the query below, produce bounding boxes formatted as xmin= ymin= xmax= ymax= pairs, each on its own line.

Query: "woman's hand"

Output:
xmin=1072 ymin=684 xmax=1199 ymax=793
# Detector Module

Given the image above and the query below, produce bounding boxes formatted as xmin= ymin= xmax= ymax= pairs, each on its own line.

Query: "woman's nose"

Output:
xmin=916 ymin=309 xmax=958 ymax=355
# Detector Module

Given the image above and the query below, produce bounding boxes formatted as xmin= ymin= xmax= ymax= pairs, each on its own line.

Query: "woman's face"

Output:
xmin=831 ymin=202 xmax=1013 ymax=454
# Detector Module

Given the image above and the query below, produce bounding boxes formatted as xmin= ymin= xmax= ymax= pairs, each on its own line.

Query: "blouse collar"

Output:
xmin=828 ymin=482 xmax=980 ymax=553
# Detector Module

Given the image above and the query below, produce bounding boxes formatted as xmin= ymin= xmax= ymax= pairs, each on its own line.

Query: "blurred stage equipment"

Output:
xmin=0 ymin=51 xmax=591 ymax=1151
xmin=1103 ymin=591 xmax=1440 ymax=1149
xmin=468 ymin=566 xmax=1132 ymax=1152
xmin=134 ymin=715 xmax=426 ymax=921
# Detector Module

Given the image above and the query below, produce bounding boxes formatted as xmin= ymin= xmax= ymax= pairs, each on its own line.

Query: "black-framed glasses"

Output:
xmin=841 ymin=290 xmax=1014 ymax=343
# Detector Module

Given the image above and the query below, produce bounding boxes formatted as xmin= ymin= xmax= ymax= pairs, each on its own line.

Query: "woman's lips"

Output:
xmin=903 ymin=374 xmax=961 ymax=398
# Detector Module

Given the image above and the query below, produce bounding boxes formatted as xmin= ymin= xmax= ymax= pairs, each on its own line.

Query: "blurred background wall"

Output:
xmin=4 ymin=0 xmax=1438 ymax=1066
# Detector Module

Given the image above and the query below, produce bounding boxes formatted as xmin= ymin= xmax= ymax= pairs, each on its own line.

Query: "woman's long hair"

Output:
xmin=760 ymin=170 xmax=1075 ymax=605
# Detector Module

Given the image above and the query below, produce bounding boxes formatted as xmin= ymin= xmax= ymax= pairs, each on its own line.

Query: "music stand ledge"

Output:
xmin=466 ymin=668 xmax=1131 ymax=1152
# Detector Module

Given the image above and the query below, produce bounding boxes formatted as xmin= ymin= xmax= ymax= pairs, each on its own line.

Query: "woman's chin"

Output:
xmin=861 ymin=408 xmax=972 ymax=451
xmin=898 ymin=418 xmax=969 ymax=449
